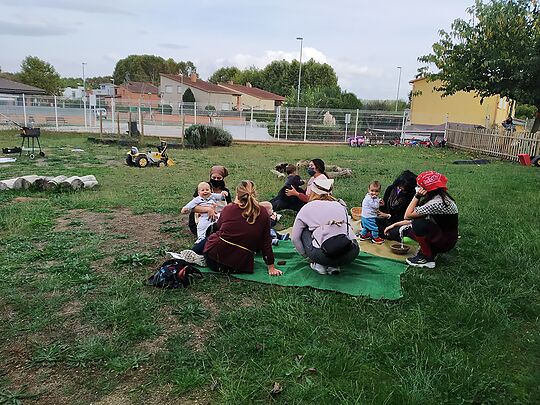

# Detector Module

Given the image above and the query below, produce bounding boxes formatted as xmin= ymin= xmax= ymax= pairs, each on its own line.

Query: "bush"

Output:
xmin=184 ymin=125 xmax=233 ymax=148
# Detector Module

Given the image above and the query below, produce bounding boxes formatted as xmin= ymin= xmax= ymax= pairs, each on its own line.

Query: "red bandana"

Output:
xmin=416 ymin=171 xmax=448 ymax=192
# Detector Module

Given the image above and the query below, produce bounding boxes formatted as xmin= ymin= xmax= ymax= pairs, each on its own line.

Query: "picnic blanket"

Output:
xmin=198 ymin=240 xmax=407 ymax=300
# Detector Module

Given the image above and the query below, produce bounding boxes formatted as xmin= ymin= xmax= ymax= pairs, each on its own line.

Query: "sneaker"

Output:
xmin=359 ymin=233 xmax=371 ymax=241
xmin=310 ymin=262 xmax=328 ymax=275
xmin=371 ymin=237 xmax=384 ymax=244
xmin=406 ymin=253 xmax=436 ymax=269
xmin=280 ymin=233 xmax=290 ymax=241
xmin=178 ymin=249 xmax=207 ymax=267
xmin=271 ymin=238 xmax=279 ymax=246
xmin=326 ymin=266 xmax=341 ymax=275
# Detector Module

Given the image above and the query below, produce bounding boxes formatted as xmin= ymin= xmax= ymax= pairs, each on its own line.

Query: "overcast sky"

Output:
xmin=0 ymin=0 xmax=473 ymax=99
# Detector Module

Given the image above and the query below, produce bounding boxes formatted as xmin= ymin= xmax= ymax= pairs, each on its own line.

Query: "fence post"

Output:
xmin=276 ymin=106 xmax=281 ymax=140
xmin=444 ymin=113 xmax=449 ymax=141
xmin=54 ymin=95 xmax=58 ymax=130
xmin=354 ymin=109 xmax=359 ymax=136
xmin=304 ymin=106 xmax=308 ymax=142
xmin=22 ymin=94 xmax=27 ymax=126
xmin=111 ymin=97 xmax=115 ymax=135
xmin=194 ymin=102 xmax=197 ymax=125
xmin=285 ymin=107 xmax=289 ymax=140
xmin=117 ymin=112 xmax=120 ymax=136
xmin=250 ymin=107 xmax=254 ymax=127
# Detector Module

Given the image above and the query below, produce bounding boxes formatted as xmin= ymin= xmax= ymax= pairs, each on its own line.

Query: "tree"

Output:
xmin=113 ymin=55 xmax=197 ymax=86
xmin=18 ymin=56 xmax=62 ymax=94
xmin=418 ymin=0 xmax=540 ymax=131
xmin=208 ymin=67 xmax=241 ymax=83
xmin=515 ymin=103 xmax=538 ymax=119
xmin=182 ymin=88 xmax=195 ymax=103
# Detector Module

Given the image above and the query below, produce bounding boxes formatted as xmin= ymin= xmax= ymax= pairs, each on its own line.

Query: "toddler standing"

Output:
xmin=181 ymin=182 xmax=228 ymax=242
xmin=359 ymin=180 xmax=385 ymax=244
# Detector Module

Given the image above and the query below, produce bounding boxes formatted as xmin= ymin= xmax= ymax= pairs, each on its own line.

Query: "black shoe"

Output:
xmin=406 ymin=253 xmax=436 ymax=268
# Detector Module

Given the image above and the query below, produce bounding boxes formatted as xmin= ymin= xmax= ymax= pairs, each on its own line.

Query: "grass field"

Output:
xmin=0 ymin=130 xmax=538 ymax=404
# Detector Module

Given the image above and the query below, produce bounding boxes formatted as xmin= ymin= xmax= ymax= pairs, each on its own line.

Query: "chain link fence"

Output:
xmin=1 ymin=93 xmax=408 ymax=143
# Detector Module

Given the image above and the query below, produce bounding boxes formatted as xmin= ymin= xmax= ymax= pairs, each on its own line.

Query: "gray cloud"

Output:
xmin=158 ymin=43 xmax=189 ymax=50
xmin=0 ymin=0 xmax=132 ymax=15
xmin=0 ymin=20 xmax=76 ymax=36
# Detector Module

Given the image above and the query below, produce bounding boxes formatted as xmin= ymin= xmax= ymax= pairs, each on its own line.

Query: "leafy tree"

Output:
xmin=418 ymin=0 xmax=540 ymax=131
xmin=208 ymin=67 xmax=241 ymax=83
xmin=285 ymin=85 xmax=362 ymax=109
xmin=18 ymin=56 xmax=62 ymax=94
xmin=182 ymin=88 xmax=195 ymax=102
xmin=113 ymin=55 xmax=197 ymax=86
xmin=0 ymin=67 xmax=19 ymax=82
xmin=362 ymin=99 xmax=408 ymax=111
xmin=515 ymin=103 xmax=538 ymax=119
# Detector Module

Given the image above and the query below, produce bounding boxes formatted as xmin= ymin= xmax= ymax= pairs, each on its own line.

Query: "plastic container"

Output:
xmin=517 ymin=154 xmax=531 ymax=166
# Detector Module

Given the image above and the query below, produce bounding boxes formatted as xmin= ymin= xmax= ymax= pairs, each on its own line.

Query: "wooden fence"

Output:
xmin=446 ymin=128 xmax=540 ymax=161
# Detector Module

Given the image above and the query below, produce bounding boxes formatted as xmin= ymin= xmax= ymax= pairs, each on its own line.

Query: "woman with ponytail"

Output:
xmin=203 ymin=180 xmax=283 ymax=276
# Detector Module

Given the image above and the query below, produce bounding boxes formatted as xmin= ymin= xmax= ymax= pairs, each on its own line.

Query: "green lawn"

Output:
xmin=0 ymin=131 xmax=538 ymax=404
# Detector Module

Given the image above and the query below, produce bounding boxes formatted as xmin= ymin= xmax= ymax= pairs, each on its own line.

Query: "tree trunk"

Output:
xmin=532 ymin=109 xmax=540 ymax=133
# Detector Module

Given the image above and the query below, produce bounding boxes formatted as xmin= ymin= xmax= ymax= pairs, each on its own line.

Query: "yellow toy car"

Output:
xmin=126 ymin=141 xmax=173 ymax=167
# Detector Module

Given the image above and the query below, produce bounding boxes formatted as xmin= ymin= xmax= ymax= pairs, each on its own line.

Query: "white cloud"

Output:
xmin=0 ymin=20 xmax=76 ymax=36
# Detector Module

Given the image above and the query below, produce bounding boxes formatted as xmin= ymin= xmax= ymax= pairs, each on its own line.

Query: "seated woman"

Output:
xmin=189 ymin=165 xmax=232 ymax=253
xmin=291 ymin=178 xmax=359 ymax=275
xmin=284 ymin=158 xmax=328 ymax=205
xmin=376 ymin=170 xmax=417 ymax=241
xmin=203 ymin=180 xmax=282 ymax=276
xmin=384 ymin=171 xmax=458 ymax=269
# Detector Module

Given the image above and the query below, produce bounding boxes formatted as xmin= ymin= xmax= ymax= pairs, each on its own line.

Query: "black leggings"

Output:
xmin=408 ymin=218 xmax=457 ymax=258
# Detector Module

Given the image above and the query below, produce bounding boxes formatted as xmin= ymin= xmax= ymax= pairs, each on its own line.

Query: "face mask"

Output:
xmin=210 ymin=179 xmax=225 ymax=189
xmin=307 ymin=168 xmax=316 ymax=177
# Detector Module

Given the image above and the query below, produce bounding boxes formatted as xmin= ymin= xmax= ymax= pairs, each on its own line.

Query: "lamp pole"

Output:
xmin=296 ymin=37 xmax=303 ymax=107
xmin=82 ymin=62 xmax=87 ymax=128
xmin=395 ymin=66 xmax=402 ymax=112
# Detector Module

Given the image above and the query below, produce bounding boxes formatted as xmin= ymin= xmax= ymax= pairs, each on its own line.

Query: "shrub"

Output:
xmin=184 ymin=125 xmax=233 ymax=148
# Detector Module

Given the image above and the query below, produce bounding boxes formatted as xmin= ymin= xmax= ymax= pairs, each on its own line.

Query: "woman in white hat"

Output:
xmin=291 ymin=178 xmax=359 ymax=275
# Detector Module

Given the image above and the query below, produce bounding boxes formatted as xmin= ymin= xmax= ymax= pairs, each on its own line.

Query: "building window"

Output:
xmin=165 ymin=85 xmax=173 ymax=94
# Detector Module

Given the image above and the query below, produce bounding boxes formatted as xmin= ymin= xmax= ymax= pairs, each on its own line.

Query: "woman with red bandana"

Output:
xmin=383 ymin=171 xmax=458 ymax=268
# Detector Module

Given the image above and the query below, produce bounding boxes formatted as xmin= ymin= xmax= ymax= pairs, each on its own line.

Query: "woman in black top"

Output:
xmin=384 ymin=170 xmax=458 ymax=269
xmin=376 ymin=170 xmax=417 ymax=241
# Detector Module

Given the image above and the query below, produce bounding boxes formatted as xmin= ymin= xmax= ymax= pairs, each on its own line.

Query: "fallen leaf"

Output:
xmin=270 ymin=382 xmax=283 ymax=395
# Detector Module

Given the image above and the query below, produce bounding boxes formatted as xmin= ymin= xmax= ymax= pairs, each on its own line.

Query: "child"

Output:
xmin=181 ymin=182 xmax=228 ymax=242
xmin=260 ymin=201 xmax=289 ymax=245
xmin=359 ymin=180 xmax=385 ymax=244
xmin=270 ymin=164 xmax=306 ymax=212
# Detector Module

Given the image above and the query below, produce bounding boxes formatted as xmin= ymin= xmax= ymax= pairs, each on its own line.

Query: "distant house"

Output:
xmin=217 ymin=82 xmax=285 ymax=111
xmin=0 ymin=78 xmax=46 ymax=105
xmin=160 ymin=73 xmax=240 ymax=111
xmin=116 ymin=81 xmax=160 ymax=102
xmin=409 ymin=77 xmax=512 ymax=128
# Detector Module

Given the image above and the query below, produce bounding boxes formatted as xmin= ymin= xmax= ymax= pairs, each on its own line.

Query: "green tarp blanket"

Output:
xmin=198 ymin=240 xmax=407 ymax=300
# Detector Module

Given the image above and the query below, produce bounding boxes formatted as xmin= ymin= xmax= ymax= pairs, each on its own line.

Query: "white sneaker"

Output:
xmin=178 ymin=249 xmax=207 ymax=267
xmin=326 ymin=266 xmax=341 ymax=275
xmin=310 ymin=262 xmax=328 ymax=275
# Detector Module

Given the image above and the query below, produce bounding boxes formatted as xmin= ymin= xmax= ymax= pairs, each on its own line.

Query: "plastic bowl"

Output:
xmin=350 ymin=207 xmax=362 ymax=221
xmin=390 ymin=244 xmax=410 ymax=255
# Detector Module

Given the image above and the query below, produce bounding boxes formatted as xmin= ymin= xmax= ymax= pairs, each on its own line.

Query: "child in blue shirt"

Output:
xmin=359 ymin=180 xmax=385 ymax=244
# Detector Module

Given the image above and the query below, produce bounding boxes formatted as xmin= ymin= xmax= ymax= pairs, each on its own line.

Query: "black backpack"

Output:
xmin=147 ymin=259 xmax=203 ymax=289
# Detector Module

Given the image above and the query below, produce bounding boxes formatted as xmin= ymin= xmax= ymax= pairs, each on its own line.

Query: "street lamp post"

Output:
xmin=296 ymin=37 xmax=303 ymax=107
xmin=395 ymin=66 xmax=402 ymax=112
xmin=82 ymin=62 xmax=87 ymax=128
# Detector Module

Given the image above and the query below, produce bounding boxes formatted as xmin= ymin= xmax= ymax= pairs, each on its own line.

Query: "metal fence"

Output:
xmin=0 ymin=93 xmax=407 ymax=143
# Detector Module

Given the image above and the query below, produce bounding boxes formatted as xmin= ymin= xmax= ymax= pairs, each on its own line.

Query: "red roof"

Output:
xmin=124 ymin=81 xmax=159 ymax=95
xmin=160 ymin=74 xmax=240 ymax=95
xmin=217 ymin=83 xmax=285 ymax=101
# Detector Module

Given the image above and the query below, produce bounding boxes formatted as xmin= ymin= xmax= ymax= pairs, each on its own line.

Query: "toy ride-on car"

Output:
xmin=126 ymin=141 xmax=172 ymax=168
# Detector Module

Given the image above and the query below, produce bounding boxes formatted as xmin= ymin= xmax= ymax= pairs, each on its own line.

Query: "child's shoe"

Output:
xmin=310 ymin=262 xmax=328 ymax=275
xmin=359 ymin=233 xmax=371 ymax=241
xmin=326 ymin=266 xmax=341 ymax=275
xmin=280 ymin=233 xmax=290 ymax=241
xmin=371 ymin=237 xmax=384 ymax=244
xmin=271 ymin=238 xmax=279 ymax=246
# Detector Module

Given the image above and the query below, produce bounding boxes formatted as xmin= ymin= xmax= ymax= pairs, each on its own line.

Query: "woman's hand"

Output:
xmin=285 ymin=186 xmax=299 ymax=197
xmin=268 ymin=265 xmax=283 ymax=276
xmin=377 ymin=210 xmax=391 ymax=219
xmin=384 ymin=224 xmax=395 ymax=235
xmin=415 ymin=187 xmax=427 ymax=198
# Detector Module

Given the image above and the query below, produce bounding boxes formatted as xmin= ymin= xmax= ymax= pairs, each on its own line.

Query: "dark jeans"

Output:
xmin=270 ymin=192 xmax=305 ymax=212
xmin=376 ymin=217 xmax=401 ymax=242
xmin=406 ymin=218 xmax=458 ymax=258
xmin=300 ymin=228 xmax=359 ymax=267
xmin=204 ymin=253 xmax=236 ymax=274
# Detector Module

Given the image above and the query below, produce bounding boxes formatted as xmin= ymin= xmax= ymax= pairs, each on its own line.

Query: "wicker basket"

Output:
xmin=350 ymin=207 xmax=362 ymax=221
